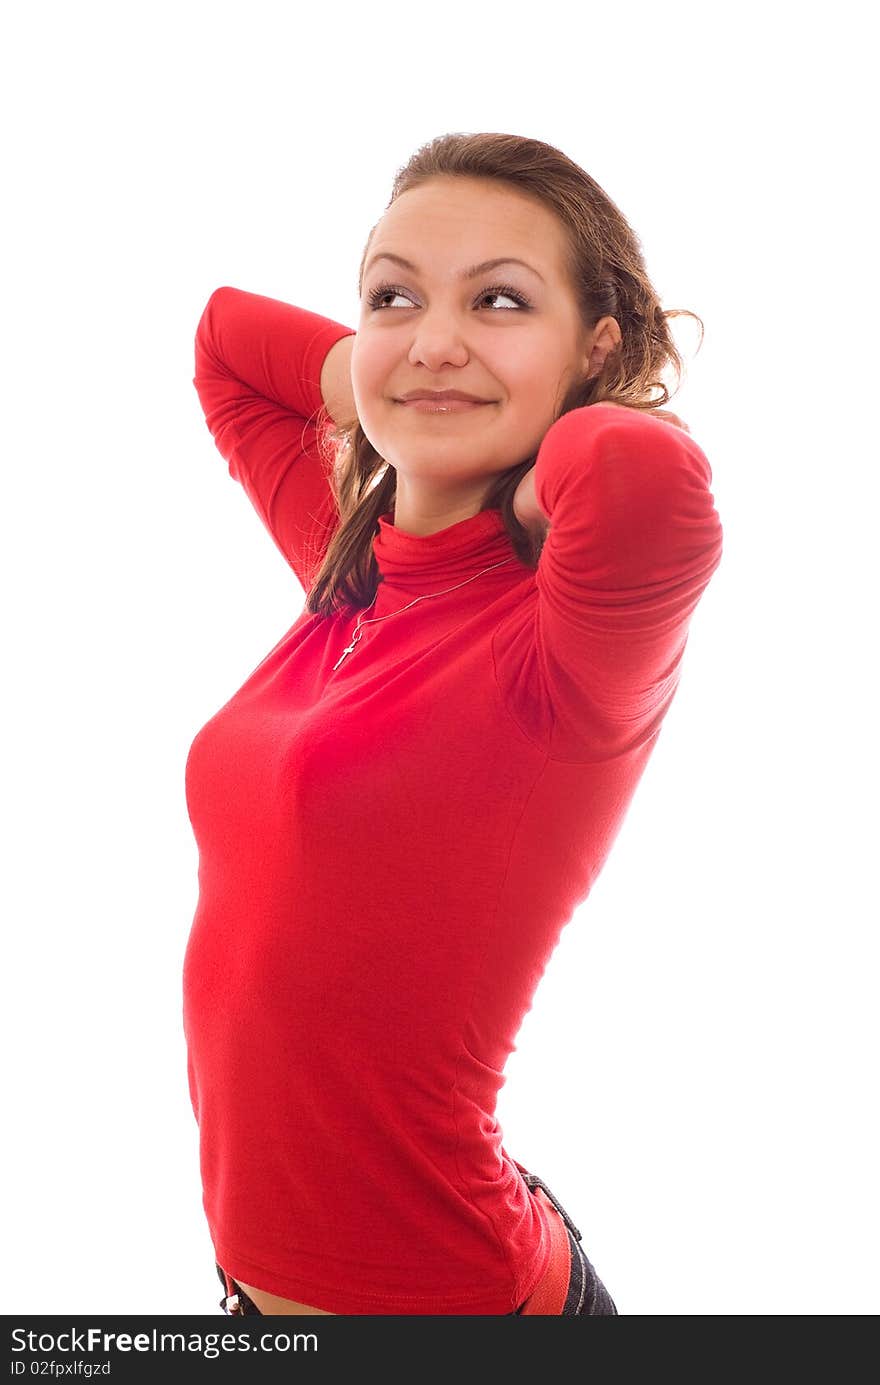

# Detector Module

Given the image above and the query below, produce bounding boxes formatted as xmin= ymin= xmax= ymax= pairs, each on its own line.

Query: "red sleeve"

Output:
xmin=192 ymin=286 xmax=356 ymax=591
xmin=504 ymin=402 xmax=724 ymax=762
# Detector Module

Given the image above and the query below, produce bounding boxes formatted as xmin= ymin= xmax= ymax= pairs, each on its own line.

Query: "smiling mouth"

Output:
xmin=396 ymin=398 xmax=493 ymax=413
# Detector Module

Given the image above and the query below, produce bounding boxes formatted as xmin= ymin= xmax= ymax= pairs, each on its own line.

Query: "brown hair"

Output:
xmin=305 ymin=131 xmax=703 ymax=618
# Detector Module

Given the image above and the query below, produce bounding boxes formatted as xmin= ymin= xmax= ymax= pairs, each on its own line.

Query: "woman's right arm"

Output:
xmin=193 ymin=286 xmax=356 ymax=589
xmin=319 ymin=331 xmax=357 ymax=429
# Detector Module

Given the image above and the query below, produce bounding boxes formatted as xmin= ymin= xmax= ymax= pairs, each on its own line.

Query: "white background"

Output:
xmin=3 ymin=0 xmax=877 ymax=1316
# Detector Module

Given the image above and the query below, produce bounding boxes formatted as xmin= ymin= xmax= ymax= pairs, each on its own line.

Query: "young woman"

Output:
xmin=182 ymin=132 xmax=723 ymax=1316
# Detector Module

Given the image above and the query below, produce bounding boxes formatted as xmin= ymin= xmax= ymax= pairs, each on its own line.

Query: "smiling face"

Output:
xmin=350 ymin=176 xmax=620 ymax=534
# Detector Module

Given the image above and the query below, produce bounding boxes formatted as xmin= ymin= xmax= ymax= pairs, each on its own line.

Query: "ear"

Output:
xmin=585 ymin=316 xmax=622 ymax=381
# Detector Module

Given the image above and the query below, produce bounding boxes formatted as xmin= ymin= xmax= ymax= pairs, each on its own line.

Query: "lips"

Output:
xmin=397 ymin=390 xmax=492 ymax=404
xmin=398 ymin=397 xmax=490 ymax=413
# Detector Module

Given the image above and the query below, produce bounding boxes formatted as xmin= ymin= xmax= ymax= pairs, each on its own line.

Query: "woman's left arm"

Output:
xmin=513 ymin=403 xmax=690 ymax=538
xmin=507 ymin=401 xmax=722 ymax=761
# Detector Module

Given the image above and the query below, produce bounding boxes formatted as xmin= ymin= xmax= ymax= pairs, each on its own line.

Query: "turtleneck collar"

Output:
xmin=371 ymin=507 xmax=517 ymax=593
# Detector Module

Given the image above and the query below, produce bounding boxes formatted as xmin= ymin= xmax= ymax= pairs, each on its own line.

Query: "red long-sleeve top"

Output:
xmin=182 ymin=287 xmax=723 ymax=1314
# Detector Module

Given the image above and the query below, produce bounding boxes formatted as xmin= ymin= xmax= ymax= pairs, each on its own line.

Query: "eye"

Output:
xmin=366 ymin=281 xmax=532 ymax=312
xmin=478 ymin=285 xmax=531 ymax=311
xmin=366 ymin=284 xmax=413 ymax=310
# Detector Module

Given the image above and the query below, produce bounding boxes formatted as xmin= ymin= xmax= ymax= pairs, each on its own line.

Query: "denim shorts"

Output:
xmin=217 ymin=1161 xmax=618 ymax=1317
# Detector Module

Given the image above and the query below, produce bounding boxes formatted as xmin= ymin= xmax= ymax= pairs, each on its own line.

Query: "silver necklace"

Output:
xmin=332 ymin=556 xmax=514 ymax=670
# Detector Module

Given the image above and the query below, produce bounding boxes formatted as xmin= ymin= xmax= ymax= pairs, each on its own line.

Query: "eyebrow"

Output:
xmin=364 ymin=252 xmax=545 ymax=284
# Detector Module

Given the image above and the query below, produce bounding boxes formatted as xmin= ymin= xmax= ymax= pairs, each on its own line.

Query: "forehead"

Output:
xmin=369 ymin=178 xmax=567 ymax=277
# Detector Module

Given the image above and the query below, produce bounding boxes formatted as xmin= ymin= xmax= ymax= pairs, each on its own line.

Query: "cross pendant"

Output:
xmin=332 ymin=639 xmax=358 ymax=672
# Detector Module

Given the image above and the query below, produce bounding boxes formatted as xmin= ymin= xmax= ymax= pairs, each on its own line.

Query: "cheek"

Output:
xmin=499 ymin=369 xmax=555 ymax=421
xmin=497 ymin=353 xmax=560 ymax=417
xmin=498 ymin=384 xmax=562 ymax=460
xmin=351 ymin=335 xmax=396 ymax=389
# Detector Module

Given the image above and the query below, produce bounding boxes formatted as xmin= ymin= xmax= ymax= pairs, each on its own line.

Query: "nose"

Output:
xmin=405 ymin=315 xmax=472 ymax=371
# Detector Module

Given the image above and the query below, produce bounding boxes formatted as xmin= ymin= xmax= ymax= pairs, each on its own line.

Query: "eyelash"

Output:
xmin=366 ymin=280 xmax=532 ymax=312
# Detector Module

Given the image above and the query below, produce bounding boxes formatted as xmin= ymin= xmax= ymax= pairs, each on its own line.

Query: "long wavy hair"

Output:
xmin=305 ymin=132 xmax=703 ymax=618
